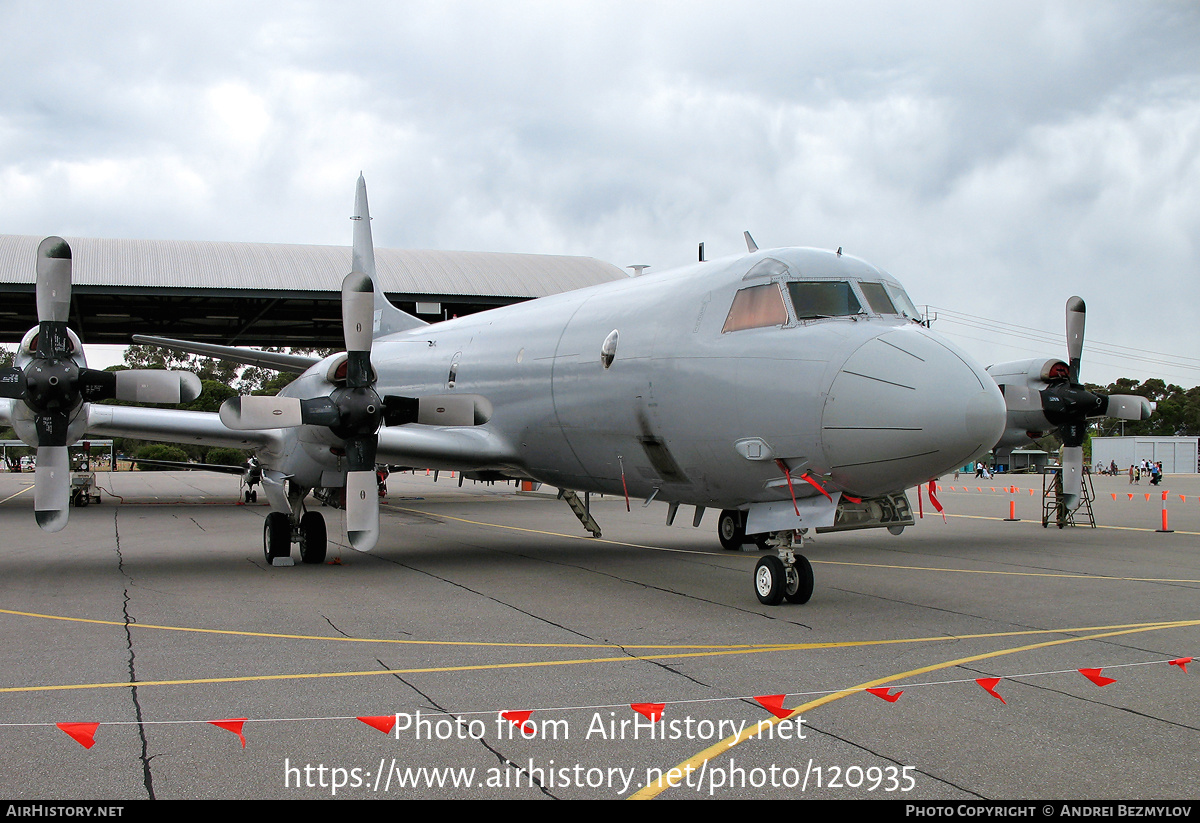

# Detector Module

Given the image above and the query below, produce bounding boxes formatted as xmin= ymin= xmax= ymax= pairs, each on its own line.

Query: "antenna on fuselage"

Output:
xmin=698 ymin=242 xmax=706 ymax=262
xmin=626 ymin=265 xmax=650 ymax=277
xmin=744 ymin=231 xmax=758 ymax=252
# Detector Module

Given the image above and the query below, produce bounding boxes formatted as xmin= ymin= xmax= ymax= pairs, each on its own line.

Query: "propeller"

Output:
xmin=0 ymin=237 xmax=201 ymax=531
xmin=220 ymin=272 xmax=383 ymax=551
xmin=1043 ymin=296 xmax=1152 ymax=509
xmin=218 ymin=177 xmax=491 ymax=553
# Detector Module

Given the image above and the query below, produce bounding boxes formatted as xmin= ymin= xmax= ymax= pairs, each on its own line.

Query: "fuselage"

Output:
xmin=280 ymin=247 xmax=1006 ymax=510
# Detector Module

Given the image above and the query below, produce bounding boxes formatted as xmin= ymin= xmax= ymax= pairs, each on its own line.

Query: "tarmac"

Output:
xmin=0 ymin=468 xmax=1196 ymax=800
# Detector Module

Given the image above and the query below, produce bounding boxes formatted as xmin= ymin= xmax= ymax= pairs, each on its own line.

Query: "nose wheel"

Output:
xmin=752 ymin=532 xmax=814 ymax=605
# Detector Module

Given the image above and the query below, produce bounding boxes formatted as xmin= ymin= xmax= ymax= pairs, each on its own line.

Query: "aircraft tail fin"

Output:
xmin=353 ymin=174 xmax=428 ymax=336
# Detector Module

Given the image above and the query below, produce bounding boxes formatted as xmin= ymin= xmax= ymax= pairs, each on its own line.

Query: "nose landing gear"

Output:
xmin=752 ymin=531 xmax=814 ymax=605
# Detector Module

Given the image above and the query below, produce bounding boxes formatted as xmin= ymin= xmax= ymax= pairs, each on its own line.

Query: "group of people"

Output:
xmin=1126 ymin=459 xmax=1164 ymax=485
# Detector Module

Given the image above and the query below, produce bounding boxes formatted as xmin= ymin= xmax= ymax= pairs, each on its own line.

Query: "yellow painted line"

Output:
xmin=944 ymin=512 xmax=1200 ymax=535
xmin=0 ymin=608 xmax=782 ymax=651
xmin=3 ymin=618 xmax=1195 ymax=697
xmin=4 ymin=607 xmax=1193 ymax=655
xmin=815 ymin=560 xmax=1200 ymax=584
xmin=0 ymin=486 xmax=33 ymax=505
xmin=631 ymin=619 xmax=1200 ymax=799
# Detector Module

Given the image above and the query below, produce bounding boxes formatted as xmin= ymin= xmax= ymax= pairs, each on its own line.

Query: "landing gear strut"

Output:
xmin=752 ymin=531 xmax=814 ymax=605
xmin=262 ymin=484 xmax=328 ymax=565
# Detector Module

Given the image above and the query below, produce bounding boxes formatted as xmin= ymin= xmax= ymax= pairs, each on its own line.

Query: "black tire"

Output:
xmin=754 ymin=556 xmax=786 ymax=605
xmin=299 ymin=511 xmax=327 ymax=565
xmin=244 ymin=490 xmax=252 ymax=504
xmin=263 ymin=512 xmax=291 ymax=563
xmin=718 ymin=509 xmax=746 ymax=550
xmin=784 ymin=555 xmax=814 ymax=604
xmin=251 ymin=489 xmax=257 ymax=503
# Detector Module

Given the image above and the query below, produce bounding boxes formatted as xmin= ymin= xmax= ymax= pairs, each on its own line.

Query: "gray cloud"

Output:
xmin=1 ymin=0 xmax=1197 ymax=383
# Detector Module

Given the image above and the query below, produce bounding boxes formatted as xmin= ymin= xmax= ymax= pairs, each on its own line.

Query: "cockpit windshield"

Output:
xmin=786 ymin=281 xmax=862 ymax=320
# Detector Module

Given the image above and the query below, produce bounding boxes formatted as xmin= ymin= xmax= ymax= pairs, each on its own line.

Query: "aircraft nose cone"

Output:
xmin=821 ymin=327 xmax=1005 ymax=496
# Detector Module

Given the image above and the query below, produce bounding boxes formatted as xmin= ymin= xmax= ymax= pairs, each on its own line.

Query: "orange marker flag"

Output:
xmin=358 ymin=716 xmax=397 ymax=735
xmin=976 ymin=677 xmax=1006 ymax=704
xmin=754 ymin=694 xmax=792 ymax=719
xmin=1128 ymin=493 xmax=1135 ymax=501
xmin=1111 ymin=493 xmax=1117 ymax=501
xmin=1078 ymin=668 xmax=1116 ymax=687
xmin=1169 ymin=657 xmax=1192 ymax=674
xmin=501 ymin=710 xmax=535 ymax=734
xmin=57 ymin=722 xmax=100 ymax=749
xmin=209 ymin=718 xmax=248 ymax=748
xmin=1145 ymin=493 xmax=1152 ymax=501
xmin=631 ymin=703 xmax=665 ymax=722
xmin=1180 ymin=496 xmax=1187 ymax=503
xmin=866 ymin=687 xmax=903 ymax=703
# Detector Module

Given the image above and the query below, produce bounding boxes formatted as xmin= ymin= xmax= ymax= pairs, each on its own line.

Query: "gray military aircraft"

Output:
xmin=0 ymin=176 xmax=1138 ymax=604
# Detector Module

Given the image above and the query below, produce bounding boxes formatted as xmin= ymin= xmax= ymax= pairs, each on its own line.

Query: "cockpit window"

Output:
xmin=884 ymin=284 xmax=923 ymax=322
xmin=859 ymin=282 xmax=898 ymax=315
xmin=786 ymin=281 xmax=862 ymax=320
xmin=722 ymin=283 xmax=788 ymax=333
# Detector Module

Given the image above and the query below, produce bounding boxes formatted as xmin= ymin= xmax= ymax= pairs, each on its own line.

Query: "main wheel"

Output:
xmin=263 ymin=512 xmax=291 ymax=563
xmin=784 ymin=555 xmax=814 ymax=604
xmin=298 ymin=511 xmax=327 ymax=565
xmin=718 ymin=509 xmax=746 ymax=550
xmin=754 ymin=556 xmax=786 ymax=605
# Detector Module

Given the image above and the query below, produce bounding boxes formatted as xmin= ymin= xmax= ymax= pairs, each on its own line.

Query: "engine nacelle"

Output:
xmin=985 ymin=358 xmax=1067 ymax=454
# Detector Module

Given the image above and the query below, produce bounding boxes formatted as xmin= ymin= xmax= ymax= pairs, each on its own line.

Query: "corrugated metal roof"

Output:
xmin=0 ymin=235 xmax=624 ymax=298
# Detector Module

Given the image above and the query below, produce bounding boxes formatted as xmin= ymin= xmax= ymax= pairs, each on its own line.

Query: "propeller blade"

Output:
xmin=1102 ymin=394 xmax=1154 ymax=421
xmin=342 ymin=272 xmax=374 ymax=355
xmin=35 ymin=237 xmax=72 ymax=324
xmin=112 ymin=370 xmax=202 ymax=404
xmin=345 ymin=470 xmax=379 ymax=552
xmin=1061 ymin=444 xmax=1084 ymax=510
xmin=33 ymin=446 xmax=70 ymax=532
xmin=1065 ymin=296 xmax=1085 ymax=383
xmin=219 ymin=395 xmax=304 ymax=429
xmin=0 ymin=367 xmax=24 ymax=399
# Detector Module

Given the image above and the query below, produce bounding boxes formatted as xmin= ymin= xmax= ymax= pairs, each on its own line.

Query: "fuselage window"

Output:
xmin=722 ymin=283 xmax=788 ymax=333
xmin=786 ymin=281 xmax=862 ymax=320
xmin=859 ymin=281 xmax=898 ymax=315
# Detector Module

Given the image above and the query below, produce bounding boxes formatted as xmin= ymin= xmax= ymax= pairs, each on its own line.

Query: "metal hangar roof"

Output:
xmin=0 ymin=235 xmax=625 ymax=347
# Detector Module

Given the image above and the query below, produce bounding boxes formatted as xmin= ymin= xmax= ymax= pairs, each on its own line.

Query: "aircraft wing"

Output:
xmin=129 ymin=458 xmax=247 ymax=474
xmin=84 ymin=404 xmax=285 ymax=452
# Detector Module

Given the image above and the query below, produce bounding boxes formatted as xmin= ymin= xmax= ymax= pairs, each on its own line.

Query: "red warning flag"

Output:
xmin=976 ymin=678 xmax=1007 ymax=704
xmin=866 ymin=688 xmax=903 ymax=703
xmin=631 ymin=703 xmax=665 ymax=722
xmin=57 ymin=722 xmax=99 ymax=749
xmin=1180 ymin=495 xmax=1187 ymax=503
xmin=501 ymin=710 xmax=535 ymax=734
xmin=209 ymin=718 xmax=248 ymax=748
xmin=754 ymin=694 xmax=792 ymax=719
xmin=926 ymin=481 xmax=945 ymax=522
xmin=1128 ymin=493 xmax=1135 ymax=500
xmin=1169 ymin=657 xmax=1192 ymax=674
xmin=358 ymin=716 xmax=396 ymax=735
xmin=1078 ymin=668 xmax=1116 ymax=687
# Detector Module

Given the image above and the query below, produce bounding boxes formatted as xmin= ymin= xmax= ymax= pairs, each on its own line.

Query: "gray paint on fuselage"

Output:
xmin=287 ymin=247 xmax=1002 ymax=510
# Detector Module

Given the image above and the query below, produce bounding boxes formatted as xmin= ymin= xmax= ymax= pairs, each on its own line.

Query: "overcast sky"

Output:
xmin=1 ymin=1 xmax=1197 ymax=386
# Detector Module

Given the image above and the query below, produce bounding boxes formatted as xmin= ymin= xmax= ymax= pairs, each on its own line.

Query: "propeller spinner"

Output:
xmin=0 ymin=237 xmax=201 ymax=531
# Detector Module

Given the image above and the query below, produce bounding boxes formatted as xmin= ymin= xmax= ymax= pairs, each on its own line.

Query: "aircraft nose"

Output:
xmin=820 ymin=326 xmax=1006 ymax=496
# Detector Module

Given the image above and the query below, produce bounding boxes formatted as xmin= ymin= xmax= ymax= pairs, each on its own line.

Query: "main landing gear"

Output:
xmin=751 ymin=530 xmax=814 ymax=606
xmin=262 ymin=485 xmax=327 ymax=565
